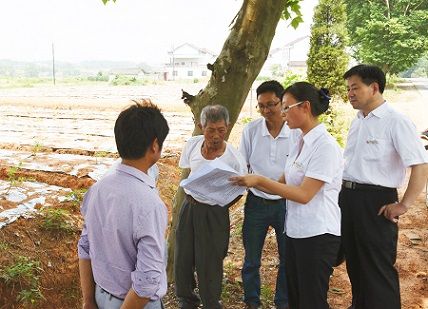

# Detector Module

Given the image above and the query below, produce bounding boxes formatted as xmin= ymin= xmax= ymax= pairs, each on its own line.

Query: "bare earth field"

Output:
xmin=0 ymin=82 xmax=427 ymax=308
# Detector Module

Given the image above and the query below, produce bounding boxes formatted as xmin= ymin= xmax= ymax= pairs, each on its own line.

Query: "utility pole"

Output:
xmin=52 ymin=43 xmax=56 ymax=85
xmin=172 ymin=44 xmax=175 ymax=81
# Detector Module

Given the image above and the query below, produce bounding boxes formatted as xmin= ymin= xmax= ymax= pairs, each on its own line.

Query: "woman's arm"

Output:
xmin=230 ymin=175 xmax=324 ymax=204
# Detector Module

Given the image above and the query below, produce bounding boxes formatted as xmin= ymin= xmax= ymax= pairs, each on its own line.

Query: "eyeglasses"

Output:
xmin=256 ymin=101 xmax=280 ymax=110
xmin=281 ymin=101 xmax=304 ymax=113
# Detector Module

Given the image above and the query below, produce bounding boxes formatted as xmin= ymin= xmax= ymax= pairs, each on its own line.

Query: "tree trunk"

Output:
xmin=167 ymin=0 xmax=286 ymax=281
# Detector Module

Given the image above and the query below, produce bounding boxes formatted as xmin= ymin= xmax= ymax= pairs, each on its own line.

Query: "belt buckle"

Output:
xmin=344 ymin=181 xmax=356 ymax=189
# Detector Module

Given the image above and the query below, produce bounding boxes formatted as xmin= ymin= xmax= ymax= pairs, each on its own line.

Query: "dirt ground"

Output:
xmin=0 ymin=82 xmax=427 ymax=308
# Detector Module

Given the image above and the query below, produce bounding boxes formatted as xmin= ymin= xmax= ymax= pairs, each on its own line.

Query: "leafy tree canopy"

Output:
xmin=307 ymin=0 xmax=349 ymax=99
xmin=345 ymin=0 xmax=428 ymax=74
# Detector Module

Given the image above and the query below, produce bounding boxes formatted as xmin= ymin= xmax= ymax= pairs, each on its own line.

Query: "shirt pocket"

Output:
xmin=287 ymin=161 xmax=306 ymax=186
xmin=362 ymin=137 xmax=386 ymax=161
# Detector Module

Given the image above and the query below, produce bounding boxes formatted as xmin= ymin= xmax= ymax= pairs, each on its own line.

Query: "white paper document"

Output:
xmin=180 ymin=158 xmax=246 ymax=206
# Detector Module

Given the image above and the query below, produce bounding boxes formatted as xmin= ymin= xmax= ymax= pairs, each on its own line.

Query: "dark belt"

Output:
xmin=99 ymin=286 xmax=124 ymax=301
xmin=248 ymin=190 xmax=283 ymax=203
xmin=342 ymin=180 xmax=395 ymax=192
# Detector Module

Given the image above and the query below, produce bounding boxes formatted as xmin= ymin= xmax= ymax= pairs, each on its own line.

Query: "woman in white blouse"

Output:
xmin=231 ymin=82 xmax=343 ymax=309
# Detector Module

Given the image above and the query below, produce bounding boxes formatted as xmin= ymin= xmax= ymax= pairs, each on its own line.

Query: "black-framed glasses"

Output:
xmin=256 ymin=101 xmax=281 ymax=110
xmin=281 ymin=101 xmax=304 ymax=113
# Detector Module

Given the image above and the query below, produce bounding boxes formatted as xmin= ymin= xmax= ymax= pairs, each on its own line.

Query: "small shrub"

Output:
xmin=17 ymin=288 xmax=45 ymax=305
xmin=0 ymin=256 xmax=44 ymax=305
xmin=32 ymin=141 xmax=43 ymax=155
xmin=40 ymin=208 xmax=75 ymax=233
xmin=386 ymin=74 xmax=403 ymax=91
xmin=5 ymin=163 xmax=27 ymax=193
xmin=66 ymin=188 xmax=87 ymax=206
xmin=319 ymin=105 xmax=347 ymax=147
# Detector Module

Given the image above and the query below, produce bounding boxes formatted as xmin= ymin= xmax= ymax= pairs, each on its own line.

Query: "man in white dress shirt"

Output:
xmin=239 ymin=80 xmax=290 ymax=309
xmin=340 ymin=64 xmax=428 ymax=309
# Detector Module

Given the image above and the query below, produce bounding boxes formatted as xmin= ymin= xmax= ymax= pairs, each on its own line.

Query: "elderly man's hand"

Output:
xmin=229 ymin=175 xmax=260 ymax=188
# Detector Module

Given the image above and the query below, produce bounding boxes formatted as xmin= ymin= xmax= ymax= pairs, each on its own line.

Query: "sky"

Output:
xmin=0 ymin=0 xmax=318 ymax=64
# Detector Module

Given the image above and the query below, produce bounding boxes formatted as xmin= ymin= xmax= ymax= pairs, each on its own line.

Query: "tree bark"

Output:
xmin=167 ymin=0 xmax=287 ymax=281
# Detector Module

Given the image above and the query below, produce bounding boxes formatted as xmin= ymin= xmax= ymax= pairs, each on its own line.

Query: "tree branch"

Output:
xmin=181 ymin=89 xmax=195 ymax=106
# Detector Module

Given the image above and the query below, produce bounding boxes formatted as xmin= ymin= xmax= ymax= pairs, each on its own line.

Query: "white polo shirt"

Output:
xmin=179 ymin=135 xmax=246 ymax=205
xmin=343 ymin=102 xmax=428 ymax=188
xmin=240 ymin=117 xmax=290 ymax=200
xmin=284 ymin=124 xmax=343 ymax=239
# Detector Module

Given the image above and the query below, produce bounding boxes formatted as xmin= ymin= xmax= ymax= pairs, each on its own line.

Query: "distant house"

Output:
xmin=260 ymin=35 xmax=310 ymax=77
xmin=165 ymin=43 xmax=217 ymax=80
xmin=108 ymin=63 xmax=161 ymax=81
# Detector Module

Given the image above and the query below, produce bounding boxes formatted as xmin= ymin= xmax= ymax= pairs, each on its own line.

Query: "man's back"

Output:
xmin=78 ymin=163 xmax=168 ymax=300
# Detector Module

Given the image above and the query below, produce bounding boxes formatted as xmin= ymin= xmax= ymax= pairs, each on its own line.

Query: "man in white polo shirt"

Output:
xmin=239 ymin=80 xmax=290 ymax=309
xmin=340 ymin=64 xmax=428 ymax=309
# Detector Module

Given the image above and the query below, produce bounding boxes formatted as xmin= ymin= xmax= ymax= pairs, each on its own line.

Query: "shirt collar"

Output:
xmin=116 ymin=163 xmax=156 ymax=188
xmin=302 ymin=123 xmax=327 ymax=146
xmin=357 ymin=101 xmax=389 ymax=119
xmin=261 ymin=119 xmax=290 ymax=138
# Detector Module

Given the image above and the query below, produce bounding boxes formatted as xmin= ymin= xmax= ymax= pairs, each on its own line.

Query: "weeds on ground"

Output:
xmin=0 ymin=241 xmax=9 ymax=251
xmin=231 ymin=222 xmax=243 ymax=238
xmin=221 ymin=261 xmax=242 ymax=303
xmin=39 ymin=207 xmax=75 ymax=234
xmin=5 ymin=163 xmax=27 ymax=194
xmin=65 ymin=188 xmax=87 ymax=206
xmin=0 ymin=256 xmax=44 ymax=305
xmin=94 ymin=151 xmax=110 ymax=164
xmin=260 ymin=284 xmax=275 ymax=307
xmin=31 ymin=141 xmax=43 ymax=155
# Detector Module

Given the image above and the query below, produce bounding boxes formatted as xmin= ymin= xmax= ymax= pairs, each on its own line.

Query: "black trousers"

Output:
xmin=174 ymin=196 xmax=230 ymax=309
xmin=285 ymin=233 xmax=340 ymax=309
xmin=339 ymin=187 xmax=400 ymax=309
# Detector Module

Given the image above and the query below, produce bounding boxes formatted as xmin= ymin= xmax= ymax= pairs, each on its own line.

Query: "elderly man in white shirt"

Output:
xmin=239 ymin=80 xmax=290 ymax=309
xmin=340 ymin=64 xmax=428 ymax=309
xmin=174 ymin=105 xmax=246 ymax=309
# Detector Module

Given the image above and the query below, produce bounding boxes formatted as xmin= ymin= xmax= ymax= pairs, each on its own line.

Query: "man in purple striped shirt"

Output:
xmin=78 ymin=101 xmax=169 ymax=309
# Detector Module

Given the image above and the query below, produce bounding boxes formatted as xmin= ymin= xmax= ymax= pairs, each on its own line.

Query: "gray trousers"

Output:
xmin=95 ymin=284 xmax=163 ymax=309
xmin=174 ymin=196 xmax=230 ymax=309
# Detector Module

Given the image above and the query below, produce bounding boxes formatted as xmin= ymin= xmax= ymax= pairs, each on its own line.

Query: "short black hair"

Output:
xmin=256 ymin=80 xmax=284 ymax=98
xmin=343 ymin=64 xmax=386 ymax=94
xmin=114 ymin=100 xmax=169 ymax=159
xmin=282 ymin=82 xmax=330 ymax=117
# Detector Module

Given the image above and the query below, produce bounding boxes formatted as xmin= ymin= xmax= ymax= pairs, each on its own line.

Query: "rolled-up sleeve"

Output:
xmin=132 ymin=206 xmax=166 ymax=299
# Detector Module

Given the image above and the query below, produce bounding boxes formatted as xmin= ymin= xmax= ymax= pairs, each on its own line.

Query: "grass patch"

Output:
xmin=260 ymin=284 xmax=275 ymax=307
xmin=0 ymin=241 xmax=9 ymax=251
xmin=0 ymin=256 xmax=44 ymax=305
xmin=39 ymin=208 xmax=75 ymax=234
